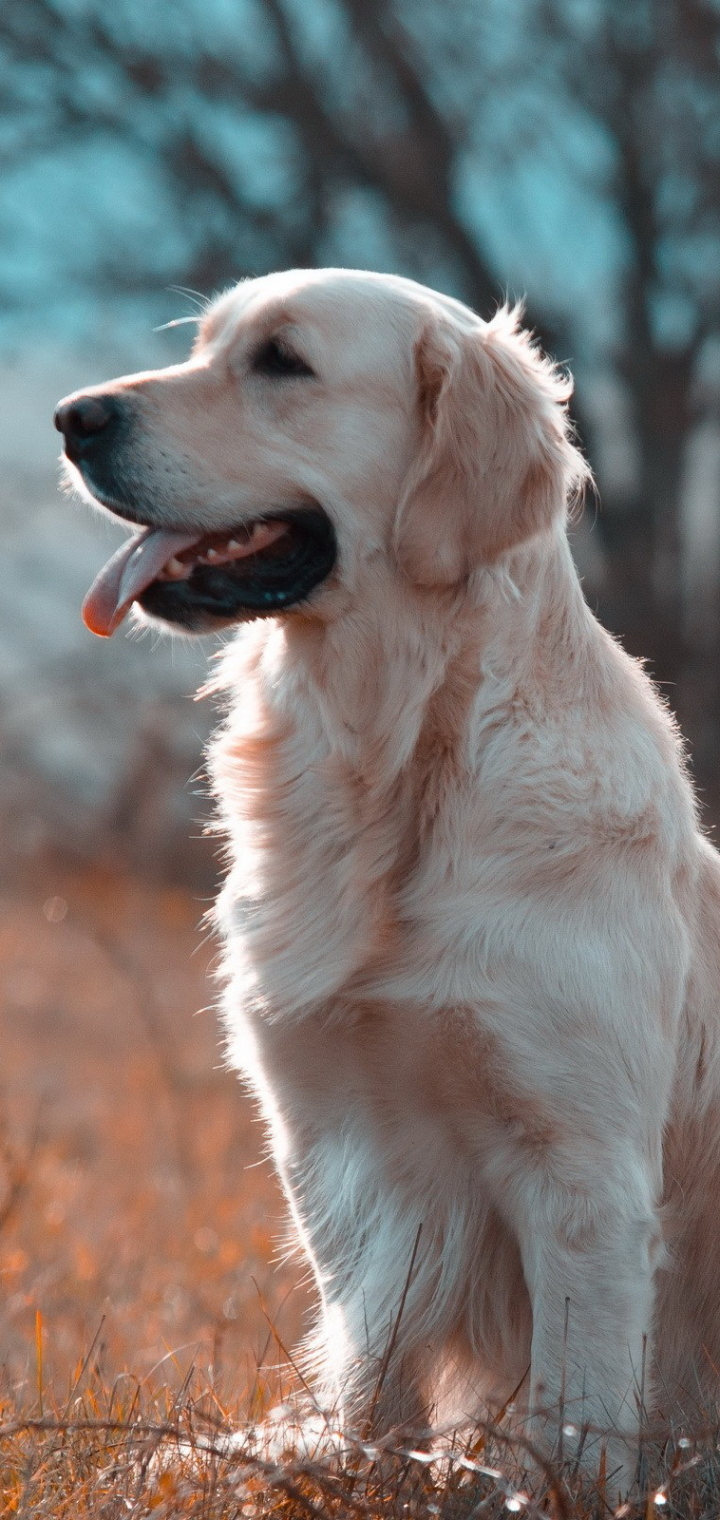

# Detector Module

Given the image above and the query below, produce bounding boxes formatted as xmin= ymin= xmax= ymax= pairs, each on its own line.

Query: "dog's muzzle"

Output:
xmin=56 ymin=389 xmax=338 ymax=636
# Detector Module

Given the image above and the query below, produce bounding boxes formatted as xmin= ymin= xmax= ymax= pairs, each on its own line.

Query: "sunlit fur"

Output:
xmin=73 ymin=269 xmax=720 ymax=1489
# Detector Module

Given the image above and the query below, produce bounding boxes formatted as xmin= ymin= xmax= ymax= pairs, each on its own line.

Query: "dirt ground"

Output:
xmin=0 ymin=850 xmax=311 ymax=1415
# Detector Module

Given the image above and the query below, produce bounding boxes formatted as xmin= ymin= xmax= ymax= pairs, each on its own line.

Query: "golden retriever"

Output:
xmin=56 ymin=268 xmax=720 ymax=1488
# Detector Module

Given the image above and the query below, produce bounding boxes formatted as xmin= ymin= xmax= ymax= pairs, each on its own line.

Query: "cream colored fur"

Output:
xmin=81 ymin=270 xmax=720 ymax=1488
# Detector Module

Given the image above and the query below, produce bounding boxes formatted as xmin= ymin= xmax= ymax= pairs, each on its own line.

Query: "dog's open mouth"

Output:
xmin=82 ymin=509 xmax=337 ymax=636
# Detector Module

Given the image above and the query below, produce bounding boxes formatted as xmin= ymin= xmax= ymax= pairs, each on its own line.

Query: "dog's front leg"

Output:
xmin=310 ymin=1252 xmax=432 ymax=1439
xmin=506 ymin=1151 xmax=659 ymax=1496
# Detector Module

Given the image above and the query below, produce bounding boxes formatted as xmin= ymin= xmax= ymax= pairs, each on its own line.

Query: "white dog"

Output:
xmin=56 ymin=268 xmax=720 ymax=1487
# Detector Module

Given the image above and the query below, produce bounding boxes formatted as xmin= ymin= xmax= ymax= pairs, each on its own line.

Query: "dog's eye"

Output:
xmin=252 ymin=337 xmax=315 ymax=379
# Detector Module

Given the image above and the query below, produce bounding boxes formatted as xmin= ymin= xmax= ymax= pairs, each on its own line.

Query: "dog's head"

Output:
xmin=55 ymin=268 xmax=588 ymax=636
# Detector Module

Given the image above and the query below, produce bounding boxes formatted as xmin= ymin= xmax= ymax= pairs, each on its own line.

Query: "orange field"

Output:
xmin=0 ymin=852 xmax=311 ymax=1412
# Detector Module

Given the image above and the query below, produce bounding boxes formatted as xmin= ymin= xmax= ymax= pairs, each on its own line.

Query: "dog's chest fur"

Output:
xmin=212 ymin=628 xmax=522 ymax=1205
xmin=212 ymin=639 xmax=538 ymax=1375
xmin=212 ymin=614 xmax=689 ymax=1227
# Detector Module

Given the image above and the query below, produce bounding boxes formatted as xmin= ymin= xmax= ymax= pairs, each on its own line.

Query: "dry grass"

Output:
xmin=2 ymin=854 xmax=720 ymax=1517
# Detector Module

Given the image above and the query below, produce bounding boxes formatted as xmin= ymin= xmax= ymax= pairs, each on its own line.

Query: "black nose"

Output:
xmin=54 ymin=393 xmax=121 ymax=461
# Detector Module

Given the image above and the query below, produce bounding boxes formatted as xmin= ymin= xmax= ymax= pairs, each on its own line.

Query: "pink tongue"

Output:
xmin=82 ymin=527 xmax=202 ymax=637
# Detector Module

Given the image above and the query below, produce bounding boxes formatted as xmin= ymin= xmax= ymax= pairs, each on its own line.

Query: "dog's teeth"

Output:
xmin=164 ymin=556 xmax=186 ymax=578
xmin=205 ymin=547 xmax=220 ymax=560
xmin=226 ymin=538 xmax=241 ymax=550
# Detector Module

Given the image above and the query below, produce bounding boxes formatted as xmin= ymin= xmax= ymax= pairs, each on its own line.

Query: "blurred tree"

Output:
xmin=535 ymin=0 xmax=720 ymax=706
xmin=0 ymin=0 xmax=502 ymax=310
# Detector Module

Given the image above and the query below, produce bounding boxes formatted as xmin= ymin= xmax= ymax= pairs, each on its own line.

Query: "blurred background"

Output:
xmin=0 ymin=0 xmax=719 ymax=1408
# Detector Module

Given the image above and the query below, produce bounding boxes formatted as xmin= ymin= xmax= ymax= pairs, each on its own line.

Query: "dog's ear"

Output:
xmin=394 ymin=306 xmax=590 ymax=587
